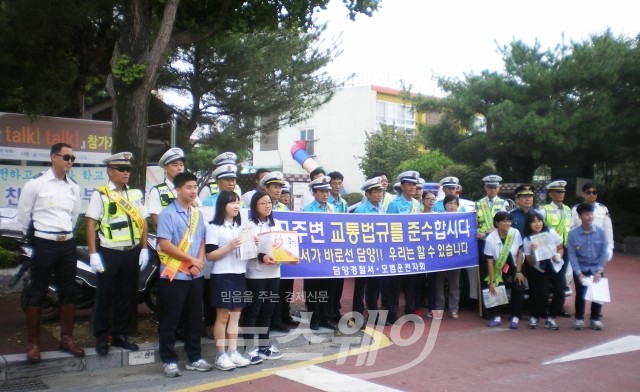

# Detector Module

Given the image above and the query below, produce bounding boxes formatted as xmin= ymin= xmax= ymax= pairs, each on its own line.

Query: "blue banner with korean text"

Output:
xmin=274 ymin=211 xmax=478 ymax=279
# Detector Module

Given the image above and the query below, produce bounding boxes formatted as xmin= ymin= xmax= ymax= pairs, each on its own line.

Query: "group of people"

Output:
xmin=481 ymin=180 xmax=613 ymax=332
xmin=16 ymin=142 xmax=614 ymax=379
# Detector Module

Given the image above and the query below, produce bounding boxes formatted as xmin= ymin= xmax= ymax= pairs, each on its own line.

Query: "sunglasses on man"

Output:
xmin=53 ymin=153 xmax=76 ymax=162
xmin=108 ymin=166 xmax=132 ymax=173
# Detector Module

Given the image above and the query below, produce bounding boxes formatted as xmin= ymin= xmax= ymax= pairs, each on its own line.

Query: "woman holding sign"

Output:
xmin=484 ymin=211 xmax=525 ymax=329
xmin=523 ymin=211 xmax=564 ymax=330
xmin=242 ymin=191 xmax=286 ymax=364
xmin=206 ymin=191 xmax=251 ymax=370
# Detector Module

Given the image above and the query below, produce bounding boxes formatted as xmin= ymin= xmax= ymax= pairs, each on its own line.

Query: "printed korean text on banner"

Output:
xmin=273 ymin=211 xmax=478 ymax=279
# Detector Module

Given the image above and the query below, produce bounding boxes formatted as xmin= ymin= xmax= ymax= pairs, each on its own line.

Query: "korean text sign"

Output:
xmin=274 ymin=211 xmax=478 ymax=279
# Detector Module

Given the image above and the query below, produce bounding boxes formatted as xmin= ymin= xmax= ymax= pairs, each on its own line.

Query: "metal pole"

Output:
xmin=170 ymin=114 xmax=177 ymax=148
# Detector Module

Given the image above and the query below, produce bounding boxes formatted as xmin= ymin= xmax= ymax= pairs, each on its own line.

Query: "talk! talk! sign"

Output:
xmin=0 ymin=112 xmax=112 ymax=164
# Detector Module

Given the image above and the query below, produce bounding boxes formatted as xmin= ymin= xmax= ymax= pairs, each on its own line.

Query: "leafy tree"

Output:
xmin=0 ymin=0 xmax=117 ymax=116
xmin=396 ymin=149 xmax=454 ymax=182
xmin=358 ymin=124 xmax=420 ymax=181
xmin=0 ymin=0 xmax=380 ymax=189
xmin=412 ymin=31 xmax=640 ymax=188
xmin=109 ymin=0 xmax=379 ymax=189
xmin=159 ymin=26 xmax=336 ymax=155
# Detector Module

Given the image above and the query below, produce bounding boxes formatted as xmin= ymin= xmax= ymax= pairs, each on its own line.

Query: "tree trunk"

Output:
xmin=108 ymin=0 xmax=180 ymax=190
xmin=112 ymin=88 xmax=151 ymax=190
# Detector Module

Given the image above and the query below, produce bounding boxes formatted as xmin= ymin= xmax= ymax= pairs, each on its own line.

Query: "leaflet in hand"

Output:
xmin=239 ymin=226 xmax=258 ymax=260
xmin=584 ymin=276 xmax=611 ymax=304
xmin=530 ymin=232 xmax=557 ymax=262
xmin=482 ymin=285 xmax=509 ymax=308
xmin=256 ymin=230 xmax=300 ymax=263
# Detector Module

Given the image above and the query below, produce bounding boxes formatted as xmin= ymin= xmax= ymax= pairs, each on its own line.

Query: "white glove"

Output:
xmin=606 ymin=249 xmax=613 ymax=262
xmin=90 ymin=253 xmax=105 ymax=273
xmin=552 ymin=253 xmax=563 ymax=263
xmin=139 ymin=249 xmax=149 ymax=271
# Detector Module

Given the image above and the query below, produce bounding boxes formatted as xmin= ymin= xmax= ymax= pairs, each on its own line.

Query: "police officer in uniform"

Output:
xmin=147 ymin=147 xmax=197 ymax=227
xmin=433 ymin=177 xmax=466 ymax=212
xmin=17 ymin=143 xmax=85 ymax=363
xmin=199 ymin=152 xmax=242 ymax=202
xmin=202 ymin=164 xmax=243 ymax=207
xmin=475 ymin=175 xmax=507 ymax=316
xmin=302 ymin=176 xmax=337 ymax=330
xmin=260 ymin=171 xmax=290 ymax=211
xmin=85 ymin=152 xmax=149 ymax=355
xmin=570 ymin=182 xmax=614 ymax=263
xmin=279 ymin=180 xmax=292 ymax=209
xmin=386 ymin=171 xmax=422 ymax=324
xmin=539 ymin=180 xmax=571 ymax=317
xmin=352 ymin=177 xmax=385 ymax=327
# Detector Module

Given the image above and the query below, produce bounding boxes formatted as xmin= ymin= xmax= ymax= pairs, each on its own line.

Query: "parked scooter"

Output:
xmin=2 ymin=211 xmax=160 ymax=321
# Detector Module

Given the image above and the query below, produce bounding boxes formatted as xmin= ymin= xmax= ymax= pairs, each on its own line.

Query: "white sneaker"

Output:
xmin=258 ymin=345 xmax=284 ymax=360
xmin=528 ymin=317 xmax=538 ymax=329
xmin=247 ymin=348 xmax=263 ymax=365
xmin=228 ymin=350 xmax=250 ymax=368
xmin=545 ymin=318 xmax=559 ymax=330
xmin=214 ymin=353 xmax=236 ymax=371
xmin=185 ymin=358 xmax=213 ymax=372
xmin=163 ymin=362 xmax=181 ymax=378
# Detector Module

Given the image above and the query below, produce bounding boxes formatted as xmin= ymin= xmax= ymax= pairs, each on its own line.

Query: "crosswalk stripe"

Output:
xmin=276 ymin=365 xmax=401 ymax=392
xmin=543 ymin=335 xmax=640 ymax=364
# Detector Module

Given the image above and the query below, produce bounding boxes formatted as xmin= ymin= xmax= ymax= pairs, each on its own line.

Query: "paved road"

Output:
xmin=6 ymin=253 xmax=640 ymax=391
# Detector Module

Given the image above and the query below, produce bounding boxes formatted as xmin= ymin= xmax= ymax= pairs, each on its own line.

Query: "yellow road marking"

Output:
xmin=176 ymin=327 xmax=393 ymax=391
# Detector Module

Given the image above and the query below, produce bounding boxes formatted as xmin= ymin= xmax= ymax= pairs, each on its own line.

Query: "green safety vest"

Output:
xmin=543 ymin=203 xmax=571 ymax=245
xmin=97 ymin=189 xmax=144 ymax=246
xmin=476 ymin=197 xmax=505 ymax=234
xmin=153 ymin=182 xmax=176 ymax=208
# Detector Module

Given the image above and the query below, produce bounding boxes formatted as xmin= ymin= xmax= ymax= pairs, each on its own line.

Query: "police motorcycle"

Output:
xmin=2 ymin=208 xmax=160 ymax=321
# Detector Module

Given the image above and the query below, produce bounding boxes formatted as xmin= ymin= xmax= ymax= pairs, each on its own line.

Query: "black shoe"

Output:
xmin=96 ymin=340 xmax=109 ymax=356
xmin=310 ymin=323 xmax=320 ymax=331
xmin=558 ymin=309 xmax=571 ymax=318
xmin=282 ymin=316 xmax=299 ymax=326
xmin=319 ymin=321 xmax=338 ymax=331
xmin=111 ymin=335 xmax=139 ymax=351
xmin=270 ymin=325 xmax=290 ymax=334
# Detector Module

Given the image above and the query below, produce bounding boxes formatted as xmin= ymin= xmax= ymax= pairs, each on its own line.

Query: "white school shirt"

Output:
xmin=206 ymin=220 xmax=247 ymax=275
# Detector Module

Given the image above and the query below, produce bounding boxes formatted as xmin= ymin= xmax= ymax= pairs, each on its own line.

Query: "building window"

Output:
xmin=376 ymin=100 xmax=415 ymax=133
xmin=260 ymin=131 xmax=278 ymax=151
xmin=299 ymin=128 xmax=316 ymax=156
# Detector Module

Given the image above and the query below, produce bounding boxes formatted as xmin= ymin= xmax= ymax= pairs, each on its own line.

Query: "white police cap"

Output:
xmin=482 ymin=174 xmax=502 ymax=186
xmin=439 ymin=176 xmax=460 ymax=188
xmin=361 ymin=176 xmax=384 ymax=192
xmin=397 ymin=170 xmax=420 ymax=184
xmin=309 ymin=176 xmax=331 ymax=191
xmin=260 ymin=171 xmax=285 ymax=188
xmin=281 ymin=181 xmax=291 ymax=193
xmin=104 ymin=152 xmax=133 ymax=166
xmin=158 ymin=147 xmax=185 ymax=167
xmin=212 ymin=164 xmax=237 ymax=180
xmin=212 ymin=152 xmax=237 ymax=167
xmin=393 ymin=182 xmax=402 ymax=193
xmin=546 ymin=180 xmax=567 ymax=191
xmin=416 ymin=178 xmax=425 ymax=188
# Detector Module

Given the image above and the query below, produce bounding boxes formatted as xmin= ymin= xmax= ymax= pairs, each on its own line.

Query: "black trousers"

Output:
xmin=527 ymin=265 xmax=564 ymax=319
xmin=574 ymin=271 xmax=603 ymax=321
xmin=93 ymin=245 xmax=139 ymax=339
xmin=330 ymin=277 xmax=344 ymax=317
xmin=272 ymin=278 xmax=294 ymax=327
xmin=242 ymin=278 xmax=279 ymax=348
xmin=352 ymin=277 xmax=381 ymax=315
xmin=158 ymin=277 xmax=204 ymax=363
xmin=203 ymin=277 xmax=215 ymax=327
xmin=487 ymin=269 xmax=525 ymax=319
xmin=26 ymin=237 xmax=77 ymax=306
xmin=304 ymin=278 xmax=333 ymax=326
